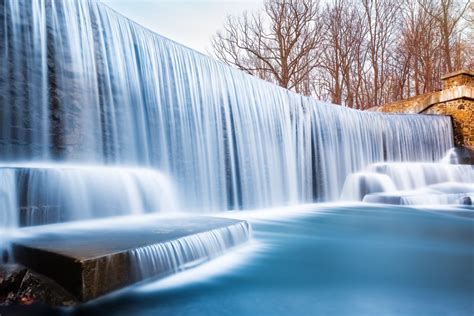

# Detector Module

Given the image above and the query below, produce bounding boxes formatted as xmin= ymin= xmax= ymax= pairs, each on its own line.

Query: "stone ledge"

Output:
xmin=441 ymin=70 xmax=474 ymax=81
xmin=11 ymin=216 xmax=251 ymax=302
xmin=379 ymin=85 xmax=473 ymax=114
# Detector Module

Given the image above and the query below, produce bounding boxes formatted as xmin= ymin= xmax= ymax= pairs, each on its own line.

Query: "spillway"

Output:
xmin=0 ymin=165 xmax=178 ymax=227
xmin=0 ymin=0 xmax=453 ymax=215
xmin=341 ymin=162 xmax=474 ymax=205
xmin=0 ymin=0 xmax=469 ymax=306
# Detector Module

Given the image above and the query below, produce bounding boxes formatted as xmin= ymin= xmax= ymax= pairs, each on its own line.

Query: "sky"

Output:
xmin=101 ymin=0 xmax=264 ymax=55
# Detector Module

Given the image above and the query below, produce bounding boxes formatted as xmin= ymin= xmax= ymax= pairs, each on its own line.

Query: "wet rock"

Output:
xmin=444 ymin=147 xmax=474 ymax=164
xmin=460 ymin=196 xmax=472 ymax=205
xmin=0 ymin=264 xmax=78 ymax=307
xmin=0 ymin=265 xmax=27 ymax=296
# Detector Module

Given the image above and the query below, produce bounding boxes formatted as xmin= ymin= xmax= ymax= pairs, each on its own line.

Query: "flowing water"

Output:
xmin=0 ymin=164 xmax=179 ymax=227
xmin=0 ymin=0 xmax=453 ymax=217
xmin=130 ymin=220 xmax=251 ymax=280
xmin=0 ymin=0 xmax=472 ymax=313
xmin=341 ymin=163 xmax=474 ymax=204
xmin=70 ymin=205 xmax=474 ymax=316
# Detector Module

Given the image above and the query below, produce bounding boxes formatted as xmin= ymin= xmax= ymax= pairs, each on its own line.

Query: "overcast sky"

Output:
xmin=101 ymin=0 xmax=264 ymax=55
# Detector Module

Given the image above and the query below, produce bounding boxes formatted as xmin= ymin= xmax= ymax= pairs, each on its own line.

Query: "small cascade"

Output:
xmin=399 ymin=182 xmax=474 ymax=205
xmin=130 ymin=221 xmax=251 ymax=280
xmin=340 ymin=173 xmax=397 ymax=201
xmin=400 ymin=193 xmax=473 ymax=206
xmin=366 ymin=163 xmax=473 ymax=190
xmin=0 ymin=169 xmax=17 ymax=262
xmin=0 ymin=164 xmax=179 ymax=227
xmin=442 ymin=147 xmax=474 ymax=165
xmin=343 ymin=162 xmax=474 ymax=205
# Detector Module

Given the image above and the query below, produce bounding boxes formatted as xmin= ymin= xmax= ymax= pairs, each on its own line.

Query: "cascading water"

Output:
xmin=0 ymin=164 xmax=179 ymax=226
xmin=341 ymin=162 xmax=474 ymax=205
xmin=0 ymin=169 xmax=17 ymax=260
xmin=0 ymin=0 xmax=472 ymax=307
xmin=0 ymin=0 xmax=454 ymax=219
xmin=366 ymin=163 xmax=474 ymax=190
xmin=340 ymin=173 xmax=397 ymax=201
xmin=130 ymin=221 xmax=251 ymax=280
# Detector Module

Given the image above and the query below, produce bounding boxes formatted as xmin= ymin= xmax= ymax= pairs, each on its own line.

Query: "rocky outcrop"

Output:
xmin=0 ymin=264 xmax=78 ymax=307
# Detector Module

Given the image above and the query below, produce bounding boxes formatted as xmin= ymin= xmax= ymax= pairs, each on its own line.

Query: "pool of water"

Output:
xmin=68 ymin=204 xmax=474 ymax=316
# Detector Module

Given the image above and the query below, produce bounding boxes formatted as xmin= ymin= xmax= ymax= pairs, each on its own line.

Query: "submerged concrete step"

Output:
xmin=11 ymin=215 xmax=251 ymax=302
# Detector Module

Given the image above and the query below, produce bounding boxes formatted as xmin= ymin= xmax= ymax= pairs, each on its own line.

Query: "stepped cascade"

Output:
xmin=0 ymin=165 xmax=179 ymax=227
xmin=0 ymin=0 xmax=472 ymax=307
xmin=0 ymin=0 xmax=453 ymax=221
xmin=341 ymin=162 xmax=474 ymax=205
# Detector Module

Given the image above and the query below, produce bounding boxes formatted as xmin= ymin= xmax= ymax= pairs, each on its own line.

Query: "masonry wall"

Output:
xmin=373 ymin=70 xmax=474 ymax=150
xmin=423 ymin=99 xmax=474 ymax=149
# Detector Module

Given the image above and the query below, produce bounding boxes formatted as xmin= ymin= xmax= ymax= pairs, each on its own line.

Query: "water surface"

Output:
xmin=77 ymin=204 xmax=474 ymax=316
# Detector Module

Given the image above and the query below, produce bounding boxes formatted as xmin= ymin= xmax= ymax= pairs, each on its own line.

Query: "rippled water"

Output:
xmin=70 ymin=204 xmax=474 ymax=316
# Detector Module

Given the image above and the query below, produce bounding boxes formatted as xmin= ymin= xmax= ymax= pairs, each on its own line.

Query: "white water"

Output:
xmin=342 ymin=162 xmax=474 ymax=205
xmin=0 ymin=165 xmax=178 ymax=227
xmin=366 ymin=163 xmax=474 ymax=190
xmin=0 ymin=169 xmax=17 ymax=260
xmin=130 ymin=221 xmax=251 ymax=280
xmin=340 ymin=172 xmax=397 ymax=201
xmin=0 ymin=0 xmax=453 ymax=217
xmin=0 ymin=0 xmax=466 ymax=274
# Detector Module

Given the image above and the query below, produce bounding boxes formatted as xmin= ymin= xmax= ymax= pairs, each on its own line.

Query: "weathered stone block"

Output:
xmin=12 ymin=216 xmax=251 ymax=302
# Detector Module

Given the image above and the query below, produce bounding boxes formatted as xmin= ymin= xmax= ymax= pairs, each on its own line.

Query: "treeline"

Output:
xmin=212 ymin=0 xmax=472 ymax=109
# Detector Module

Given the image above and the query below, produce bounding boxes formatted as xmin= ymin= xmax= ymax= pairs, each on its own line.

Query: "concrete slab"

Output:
xmin=12 ymin=216 xmax=251 ymax=302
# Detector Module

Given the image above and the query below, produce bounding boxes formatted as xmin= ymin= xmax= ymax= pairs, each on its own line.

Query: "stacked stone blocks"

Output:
xmin=373 ymin=70 xmax=473 ymax=150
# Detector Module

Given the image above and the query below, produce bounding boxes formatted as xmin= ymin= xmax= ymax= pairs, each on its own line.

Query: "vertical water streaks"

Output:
xmin=0 ymin=165 xmax=179 ymax=226
xmin=130 ymin=221 xmax=251 ymax=280
xmin=0 ymin=0 xmax=454 ymax=211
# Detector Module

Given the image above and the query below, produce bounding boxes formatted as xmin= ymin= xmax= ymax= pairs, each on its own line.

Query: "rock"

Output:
xmin=0 ymin=265 xmax=27 ymax=295
xmin=460 ymin=196 xmax=472 ymax=205
xmin=0 ymin=264 xmax=78 ymax=307
xmin=15 ymin=271 xmax=77 ymax=307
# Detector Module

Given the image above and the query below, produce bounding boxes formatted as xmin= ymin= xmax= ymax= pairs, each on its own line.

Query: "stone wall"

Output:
xmin=442 ymin=70 xmax=474 ymax=89
xmin=371 ymin=70 xmax=474 ymax=150
xmin=424 ymin=99 xmax=473 ymax=148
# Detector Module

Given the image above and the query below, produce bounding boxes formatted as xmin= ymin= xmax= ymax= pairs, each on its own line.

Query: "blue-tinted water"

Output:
xmin=73 ymin=205 xmax=474 ymax=316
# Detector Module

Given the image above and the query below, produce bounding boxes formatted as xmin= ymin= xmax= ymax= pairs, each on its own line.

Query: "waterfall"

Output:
xmin=340 ymin=173 xmax=397 ymax=201
xmin=0 ymin=165 xmax=178 ymax=227
xmin=366 ymin=163 xmax=474 ymax=190
xmin=341 ymin=163 xmax=474 ymax=205
xmin=130 ymin=221 xmax=251 ymax=280
xmin=0 ymin=0 xmax=454 ymax=215
xmin=0 ymin=169 xmax=17 ymax=260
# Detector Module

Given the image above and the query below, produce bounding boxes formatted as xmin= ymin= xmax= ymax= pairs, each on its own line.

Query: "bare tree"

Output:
xmin=212 ymin=0 xmax=472 ymax=108
xmin=212 ymin=0 xmax=325 ymax=95
xmin=321 ymin=0 xmax=367 ymax=108
xmin=361 ymin=0 xmax=401 ymax=107
xmin=418 ymin=0 xmax=470 ymax=73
